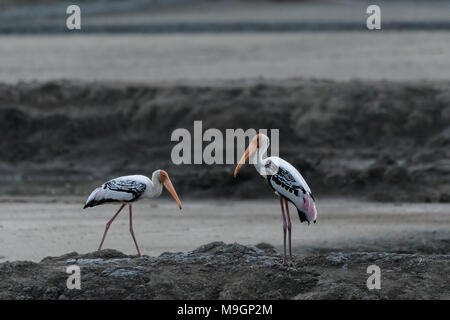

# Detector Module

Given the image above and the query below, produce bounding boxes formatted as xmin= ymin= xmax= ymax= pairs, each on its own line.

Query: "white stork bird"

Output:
xmin=83 ymin=170 xmax=182 ymax=256
xmin=234 ymin=134 xmax=317 ymax=266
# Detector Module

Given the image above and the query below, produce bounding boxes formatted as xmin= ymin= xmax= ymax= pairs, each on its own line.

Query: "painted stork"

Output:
xmin=233 ymin=134 xmax=317 ymax=266
xmin=83 ymin=170 xmax=182 ymax=256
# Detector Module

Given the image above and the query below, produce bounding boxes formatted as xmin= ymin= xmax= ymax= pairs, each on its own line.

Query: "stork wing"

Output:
xmin=105 ymin=179 xmax=147 ymax=198
xmin=271 ymin=166 xmax=308 ymax=197
xmin=84 ymin=178 xmax=146 ymax=208
xmin=267 ymin=158 xmax=317 ymax=224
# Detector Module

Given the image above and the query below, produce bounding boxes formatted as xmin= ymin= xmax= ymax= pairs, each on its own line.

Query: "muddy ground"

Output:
xmin=0 ymin=241 xmax=448 ymax=300
xmin=0 ymin=79 xmax=449 ymax=202
xmin=0 ymin=198 xmax=448 ymax=300
xmin=1 ymin=0 xmax=448 ymax=301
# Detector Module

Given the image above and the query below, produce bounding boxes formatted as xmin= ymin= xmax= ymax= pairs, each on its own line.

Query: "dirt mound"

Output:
xmin=0 ymin=79 xmax=449 ymax=201
xmin=0 ymin=241 xmax=448 ymax=299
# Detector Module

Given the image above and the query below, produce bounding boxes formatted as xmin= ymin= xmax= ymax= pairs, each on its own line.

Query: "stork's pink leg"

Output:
xmin=280 ymin=196 xmax=288 ymax=265
xmin=128 ymin=204 xmax=142 ymax=257
xmin=98 ymin=203 xmax=126 ymax=251
xmin=284 ymin=198 xmax=293 ymax=266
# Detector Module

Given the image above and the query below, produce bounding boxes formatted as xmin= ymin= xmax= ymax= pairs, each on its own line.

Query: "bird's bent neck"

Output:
xmin=252 ymin=142 xmax=270 ymax=176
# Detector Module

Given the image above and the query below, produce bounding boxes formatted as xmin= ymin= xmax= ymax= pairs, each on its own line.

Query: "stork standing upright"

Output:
xmin=83 ymin=170 xmax=182 ymax=256
xmin=234 ymin=134 xmax=317 ymax=266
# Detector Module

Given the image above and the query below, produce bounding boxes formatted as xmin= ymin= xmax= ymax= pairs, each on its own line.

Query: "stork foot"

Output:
xmin=282 ymin=257 xmax=294 ymax=267
xmin=283 ymin=260 xmax=294 ymax=267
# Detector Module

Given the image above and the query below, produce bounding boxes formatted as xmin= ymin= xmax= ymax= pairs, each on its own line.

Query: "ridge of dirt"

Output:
xmin=0 ymin=241 xmax=448 ymax=299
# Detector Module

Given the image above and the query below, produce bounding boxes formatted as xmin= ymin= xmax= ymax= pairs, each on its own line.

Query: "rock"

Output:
xmin=326 ymin=252 xmax=350 ymax=266
xmin=255 ymin=242 xmax=278 ymax=254
xmin=0 ymin=242 xmax=448 ymax=299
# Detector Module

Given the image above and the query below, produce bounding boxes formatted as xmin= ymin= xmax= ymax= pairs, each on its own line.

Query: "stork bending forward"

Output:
xmin=234 ymin=134 xmax=317 ymax=266
xmin=83 ymin=170 xmax=182 ymax=256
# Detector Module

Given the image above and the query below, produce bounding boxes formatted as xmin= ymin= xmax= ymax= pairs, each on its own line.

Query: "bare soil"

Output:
xmin=0 ymin=79 xmax=449 ymax=202
xmin=0 ymin=241 xmax=448 ymax=300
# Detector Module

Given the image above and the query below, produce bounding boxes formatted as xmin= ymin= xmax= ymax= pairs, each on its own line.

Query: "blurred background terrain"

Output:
xmin=0 ymin=0 xmax=449 ymax=201
xmin=0 ymin=0 xmax=449 ymax=268
xmin=1 ymin=79 xmax=449 ymax=202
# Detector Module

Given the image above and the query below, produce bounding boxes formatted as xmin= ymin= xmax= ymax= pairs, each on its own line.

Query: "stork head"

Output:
xmin=158 ymin=170 xmax=182 ymax=210
xmin=301 ymin=193 xmax=317 ymax=224
xmin=234 ymin=133 xmax=270 ymax=178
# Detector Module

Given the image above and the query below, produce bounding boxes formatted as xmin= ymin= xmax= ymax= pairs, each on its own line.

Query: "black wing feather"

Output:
xmin=270 ymin=166 xmax=306 ymax=197
xmin=267 ymin=166 xmax=312 ymax=224
xmin=105 ymin=179 xmax=146 ymax=199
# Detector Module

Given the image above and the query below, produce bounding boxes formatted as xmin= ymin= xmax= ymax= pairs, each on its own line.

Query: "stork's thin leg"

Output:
xmin=280 ymin=196 xmax=288 ymax=265
xmin=129 ymin=204 xmax=142 ymax=257
xmin=98 ymin=203 xmax=126 ymax=251
xmin=284 ymin=198 xmax=293 ymax=266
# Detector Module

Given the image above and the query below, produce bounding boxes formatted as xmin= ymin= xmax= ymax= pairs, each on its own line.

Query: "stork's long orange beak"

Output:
xmin=162 ymin=174 xmax=182 ymax=210
xmin=233 ymin=135 xmax=259 ymax=178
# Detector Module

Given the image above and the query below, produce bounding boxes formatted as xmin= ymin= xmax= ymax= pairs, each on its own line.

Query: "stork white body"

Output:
xmin=234 ymin=134 xmax=317 ymax=265
xmin=83 ymin=170 xmax=182 ymax=256
xmin=84 ymin=174 xmax=162 ymax=208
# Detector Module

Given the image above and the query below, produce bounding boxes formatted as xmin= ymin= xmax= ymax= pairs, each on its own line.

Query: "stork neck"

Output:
xmin=252 ymin=142 xmax=269 ymax=175
xmin=148 ymin=171 xmax=163 ymax=198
